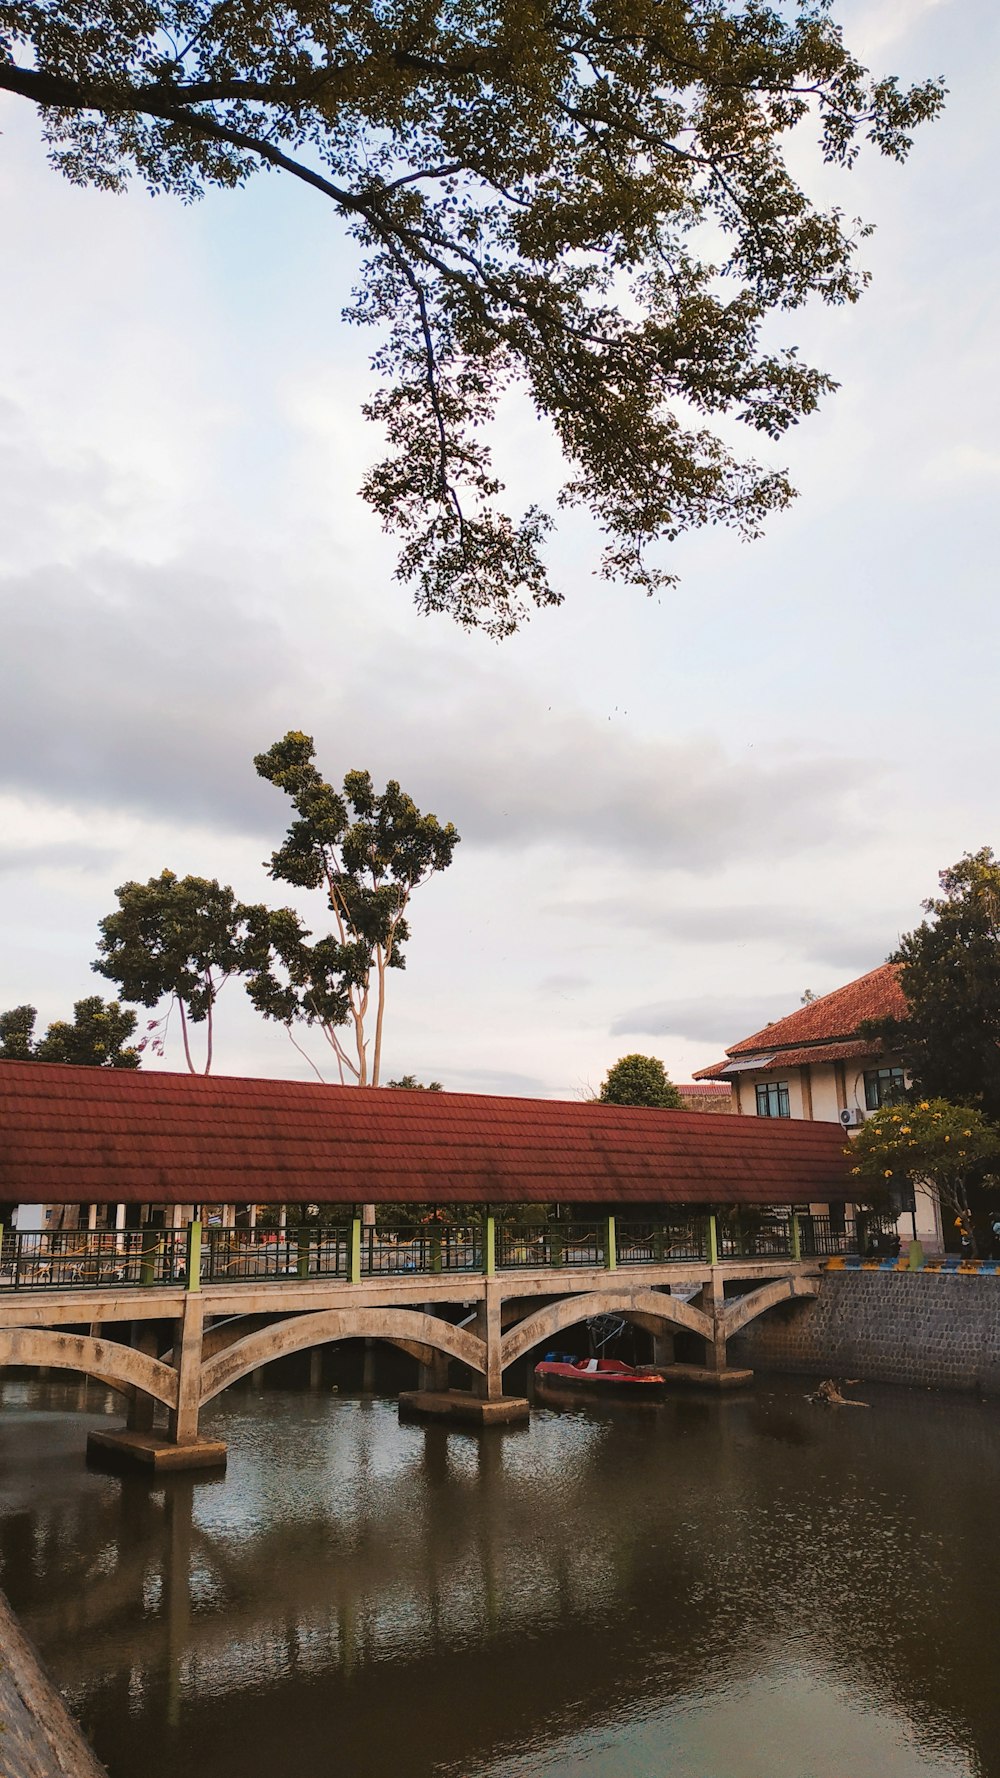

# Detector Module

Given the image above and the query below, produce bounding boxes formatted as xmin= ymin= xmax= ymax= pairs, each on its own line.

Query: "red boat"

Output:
xmin=534 ymin=1354 xmax=666 ymax=1391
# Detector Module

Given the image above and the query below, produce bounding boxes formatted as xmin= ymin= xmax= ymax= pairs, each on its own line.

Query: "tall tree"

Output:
xmin=875 ymin=849 xmax=1000 ymax=1123
xmin=0 ymin=997 xmax=141 ymax=1068
xmin=93 ymin=870 xmax=266 ymax=1074
xmin=0 ymin=4 xmax=943 ymax=635
xmin=249 ymin=733 xmax=459 ymax=1086
xmin=599 ymin=1054 xmax=683 ymax=1109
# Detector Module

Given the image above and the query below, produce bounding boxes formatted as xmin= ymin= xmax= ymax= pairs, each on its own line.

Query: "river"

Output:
xmin=0 ymin=1354 xmax=997 ymax=1778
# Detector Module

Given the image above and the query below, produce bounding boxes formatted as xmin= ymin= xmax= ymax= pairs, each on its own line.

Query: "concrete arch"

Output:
xmin=0 ymin=1328 xmax=179 ymax=1409
xmin=500 ymin=1289 xmax=712 ymax=1371
xmin=720 ymin=1275 xmax=819 ymax=1340
xmin=200 ymin=1308 xmax=487 ymax=1404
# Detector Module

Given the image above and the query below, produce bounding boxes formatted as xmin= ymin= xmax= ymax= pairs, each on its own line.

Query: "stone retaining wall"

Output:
xmin=729 ymin=1270 xmax=1000 ymax=1394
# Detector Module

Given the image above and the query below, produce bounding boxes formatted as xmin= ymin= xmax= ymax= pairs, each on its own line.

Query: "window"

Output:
xmin=864 ymin=1066 xmax=907 ymax=1111
xmin=756 ymin=1081 xmax=790 ymax=1118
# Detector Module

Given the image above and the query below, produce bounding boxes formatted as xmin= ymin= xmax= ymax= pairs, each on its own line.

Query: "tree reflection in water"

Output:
xmin=0 ymin=1359 xmax=994 ymax=1778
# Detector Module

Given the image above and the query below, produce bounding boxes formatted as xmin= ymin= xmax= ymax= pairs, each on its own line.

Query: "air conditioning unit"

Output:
xmin=839 ymin=1107 xmax=865 ymax=1128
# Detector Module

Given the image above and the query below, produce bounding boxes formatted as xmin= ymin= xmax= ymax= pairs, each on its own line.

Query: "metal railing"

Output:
xmin=717 ymin=1214 xmax=794 ymax=1261
xmin=358 ymin=1224 xmax=483 ymax=1275
xmin=202 ymin=1228 xmax=349 ymax=1283
xmin=616 ymin=1217 xmax=708 ymax=1265
xmin=0 ymin=1229 xmax=189 ymax=1290
xmin=498 ymin=1221 xmax=606 ymax=1270
xmin=0 ymin=1209 xmax=858 ymax=1293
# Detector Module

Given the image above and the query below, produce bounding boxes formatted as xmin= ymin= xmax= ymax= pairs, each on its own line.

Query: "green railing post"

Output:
xmin=185 ymin=1219 xmax=202 ymax=1292
xmin=551 ymin=1226 xmax=564 ymax=1268
xmin=349 ymin=1216 xmax=362 ymax=1284
xmin=706 ymin=1213 xmax=719 ymax=1267
xmin=790 ymin=1212 xmax=801 ymax=1262
xmin=605 ymin=1214 xmax=617 ymax=1271
xmin=430 ymin=1228 xmax=442 ymax=1274
xmin=484 ymin=1213 xmax=496 ymax=1277
xmin=297 ymin=1225 xmax=311 ymax=1280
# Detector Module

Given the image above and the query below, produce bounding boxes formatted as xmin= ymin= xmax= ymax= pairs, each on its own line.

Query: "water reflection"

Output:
xmin=0 ymin=1367 xmax=996 ymax=1778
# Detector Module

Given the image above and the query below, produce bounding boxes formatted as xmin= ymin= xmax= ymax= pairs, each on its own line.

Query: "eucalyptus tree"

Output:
xmin=0 ymin=2 xmax=943 ymax=634
xmin=93 ymin=869 xmax=267 ymax=1073
xmin=249 ymin=732 xmax=459 ymax=1086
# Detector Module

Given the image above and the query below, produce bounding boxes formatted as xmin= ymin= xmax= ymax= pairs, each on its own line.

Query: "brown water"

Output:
xmin=0 ymin=1358 xmax=997 ymax=1778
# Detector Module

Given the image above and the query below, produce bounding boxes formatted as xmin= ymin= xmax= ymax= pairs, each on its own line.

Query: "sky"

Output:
xmin=1 ymin=0 xmax=997 ymax=1099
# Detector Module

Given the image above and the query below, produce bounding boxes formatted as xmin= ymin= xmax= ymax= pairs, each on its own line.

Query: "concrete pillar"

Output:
xmin=652 ymin=1329 xmax=675 ymax=1367
xmin=700 ymin=1273 xmax=728 ymax=1373
xmin=114 ymin=1202 xmax=126 ymax=1253
xmin=279 ymin=1204 xmax=287 ymax=1235
xmin=127 ymin=1323 xmax=159 ymax=1433
xmin=87 ymin=1204 xmax=98 ymax=1232
xmin=169 ymin=1292 xmax=205 ymax=1446
xmin=476 ymin=1288 xmax=503 ymax=1400
xmin=419 ymin=1351 xmax=450 ymax=1392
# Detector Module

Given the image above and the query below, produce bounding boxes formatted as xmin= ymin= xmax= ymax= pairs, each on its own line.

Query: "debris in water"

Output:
xmin=807 ymin=1378 xmax=869 ymax=1407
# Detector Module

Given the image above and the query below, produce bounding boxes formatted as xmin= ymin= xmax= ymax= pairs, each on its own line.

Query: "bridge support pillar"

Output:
xmin=170 ymin=1293 xmax=208 ymax=1447
xmin=700 ymin=1273 xmax=729 ymax=1374
xmin=127 ymin=1323 xmax=159 ymax=1434
xmin=475 ymin=1290 xmax=504 ymax=1400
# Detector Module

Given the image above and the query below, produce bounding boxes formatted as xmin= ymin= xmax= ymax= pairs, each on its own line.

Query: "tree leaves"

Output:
xmin=599 ymin=1053 xmax=683 ymax=1108
xmin=251 ymin=732 xmax=459 ymax=1083
xmin=0 ymin=996 xmax=140 ymax=1067
xmin=0 ymin=1 xmax=945 ymax=632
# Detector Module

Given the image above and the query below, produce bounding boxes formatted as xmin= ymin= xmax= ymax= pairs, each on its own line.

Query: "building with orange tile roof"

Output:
xmin=693 ymin=963 xmax=942 ymax=1252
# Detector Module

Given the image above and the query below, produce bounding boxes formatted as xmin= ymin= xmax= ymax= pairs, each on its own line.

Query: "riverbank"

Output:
xmin=729 ymin=1268 xmax=1000 ymax=1392
xmin=0 ymin=1585 xmax=106 ymax=1778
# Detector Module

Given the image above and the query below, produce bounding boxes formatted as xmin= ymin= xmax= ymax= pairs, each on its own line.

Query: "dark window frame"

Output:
xmin=864 ymin=1066 xmax=907 ymax=1111
xmin=755 ymin=1080 xmax=790 ymax=1118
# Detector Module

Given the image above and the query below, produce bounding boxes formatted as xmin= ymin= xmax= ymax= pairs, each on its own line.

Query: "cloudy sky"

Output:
xmin=1 ymin=0 xmax=997 ymax=1099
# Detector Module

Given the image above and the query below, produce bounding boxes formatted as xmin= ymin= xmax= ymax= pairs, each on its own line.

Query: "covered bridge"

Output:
xmin=0 ymin=1061 xmax=852 ymax=1213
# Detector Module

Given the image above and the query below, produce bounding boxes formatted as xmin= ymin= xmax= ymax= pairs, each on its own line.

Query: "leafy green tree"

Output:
xmin=599 ymin=1054 xmax=683 ymax=1109
xmin=387 ymin=1075 xmax=444 ymax=1091
xmin=0 ymin=1005 xmax=36 ymax=1061
xmin=0 ymin=997 xmax=140 ymax=1067
xmin=0 ymin=4 xmax=943 ymax=635
xmin=93 ymin=870 xmax=267 ymax=1074
xmin=249 ymin=733 xmax=460 ymax=1086
xmin=851 ymin=1098 xmax=1000 ymax=1252
xmin=871 ymin=849 xmax=1000 ymax=1122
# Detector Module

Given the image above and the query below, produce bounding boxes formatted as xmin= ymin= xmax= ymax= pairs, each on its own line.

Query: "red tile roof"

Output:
xmin=0 ymin=1061 xmax=852 ymax=1206
xmin=693 ymin=964 xmax=906 ymax=1079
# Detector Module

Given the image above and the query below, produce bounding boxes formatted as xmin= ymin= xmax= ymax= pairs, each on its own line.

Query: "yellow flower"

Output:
xmin=883 ymin=1168 xmax=893 ymax=1178
xmin=919 ymin=1101 xmax=930 ymax=1110
xmin=900 ymin=1125 xmax=911 ymax=1135
xmin=964 ymin=1129 xmax=972 ymax=1137
xmin=944 ymin=1134 xmax=950 ymax=1143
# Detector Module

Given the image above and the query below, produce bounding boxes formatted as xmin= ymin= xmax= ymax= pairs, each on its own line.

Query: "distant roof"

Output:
xmin=0 ymin=1061 xmax=852 ymax=1206
xmin=693 ymin=965 xmax=906 ymax=1080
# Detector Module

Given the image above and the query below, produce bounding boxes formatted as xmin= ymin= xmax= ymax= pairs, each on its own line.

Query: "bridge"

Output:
xmin=0 ymin=1212 xmax=831 ymax=1466
xmin=0 ymin=1059 xmax=855 ymax=1468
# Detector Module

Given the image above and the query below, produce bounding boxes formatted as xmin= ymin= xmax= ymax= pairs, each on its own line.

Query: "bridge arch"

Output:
xmin=199 ymin=1307 xmax=487 ymax=1404
xmin=0 ymin=1328 xmax=179 ymax=1409
xmin=720 ymin=1275 xmax=819 ymax=1340
xmin=500 ymin=1288 xmax=713 ymax=1371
